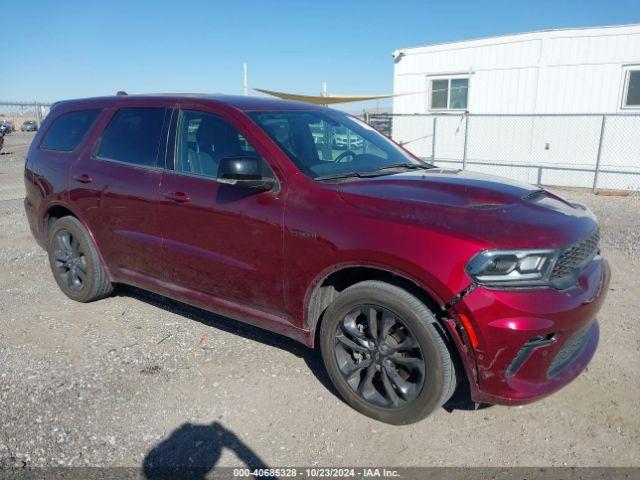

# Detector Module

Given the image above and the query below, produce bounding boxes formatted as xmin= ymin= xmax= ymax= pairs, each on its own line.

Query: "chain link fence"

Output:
xmin=0 ymin=101 xmax=52 ymax=133
xmin=3 ymin=103 xmax=638 ymax=191
xmin=363 ymin=112 xmax=640 ymax=192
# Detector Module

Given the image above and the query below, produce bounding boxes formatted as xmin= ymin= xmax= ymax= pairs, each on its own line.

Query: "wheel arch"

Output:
xmin=305 ymin=263 xmax=448 ymax=348
xmin=43 ymin=203 xmax=113 ymax=282
xmin=44 ymin=204 xmax=77 ymax=238
xmin=305 ymin=264 xmax=477 ymax=409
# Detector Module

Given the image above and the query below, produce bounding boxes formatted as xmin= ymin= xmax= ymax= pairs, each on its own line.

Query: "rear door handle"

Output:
xmin=164 ymin=191 xmax=190 ymax=203
xmin=73 ymin=173 xmax=93 ymax=184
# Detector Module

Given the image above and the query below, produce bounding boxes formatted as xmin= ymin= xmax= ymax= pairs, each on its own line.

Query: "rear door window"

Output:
xmin=96 ymin=108 xmax=168 ymax=168
xmin=40 ymin=109 xmax=102 ymax=151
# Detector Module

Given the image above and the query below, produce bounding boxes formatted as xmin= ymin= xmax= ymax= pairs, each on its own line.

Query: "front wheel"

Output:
xmin=320 ymin=281 xmax=456 ymax=424
xmin=47 ymin=216 xmax=114 ymax=302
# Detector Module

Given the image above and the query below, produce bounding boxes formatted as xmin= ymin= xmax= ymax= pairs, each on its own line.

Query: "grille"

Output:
xmin=550 ymin=228 xmax=600 ymax=284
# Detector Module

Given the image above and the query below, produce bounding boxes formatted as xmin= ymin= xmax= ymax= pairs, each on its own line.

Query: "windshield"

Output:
xmin=247 ymin=110 xmax=429 ymax=179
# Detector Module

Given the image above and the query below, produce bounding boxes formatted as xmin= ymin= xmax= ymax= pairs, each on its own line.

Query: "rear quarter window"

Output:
xmin=95 ymin=108 xmax=167 ymax=168
xmin=40 ymin=109 xmax=102 ymax=151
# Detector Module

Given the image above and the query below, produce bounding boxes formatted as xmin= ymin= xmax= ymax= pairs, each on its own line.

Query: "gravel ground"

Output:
xmin=0 ymin=132 xmax=639 ymax=470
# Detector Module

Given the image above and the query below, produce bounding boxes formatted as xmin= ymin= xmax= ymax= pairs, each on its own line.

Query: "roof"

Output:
xmin=393 ymin=23 xmax=640 ymax=55
xmin=52 ymin=93 xmax=327 ymax=112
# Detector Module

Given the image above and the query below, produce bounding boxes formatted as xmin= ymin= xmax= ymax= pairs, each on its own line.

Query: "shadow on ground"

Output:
xmin=118 ymin=285 xmax=483 ymax=413
xmin=143 ymin=421 xmax=270 ymax=479
xmin=116 ymin=285 xmax=339 ymax=399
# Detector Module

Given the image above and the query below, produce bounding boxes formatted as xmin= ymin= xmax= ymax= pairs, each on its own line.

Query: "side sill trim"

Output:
xmin=111 ymin=267 xmax=312 ymax=347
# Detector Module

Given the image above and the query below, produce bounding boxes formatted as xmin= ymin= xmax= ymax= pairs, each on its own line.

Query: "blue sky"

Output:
xmin=3 ymin=0 xmax=640 ymax=110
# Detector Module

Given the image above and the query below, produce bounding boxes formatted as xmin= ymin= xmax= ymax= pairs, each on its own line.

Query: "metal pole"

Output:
xmin=432 ymin=116 xmax=438 ymax=162
xmin=592 ymin=115 xmax=606 ymax=193
xmin=243 ymin=63 xmax=248 ymax=96
xmin=462 ymin=113 xmax=469 ymax=170
xmin=35 ymin=102 xmax=42 ymax=127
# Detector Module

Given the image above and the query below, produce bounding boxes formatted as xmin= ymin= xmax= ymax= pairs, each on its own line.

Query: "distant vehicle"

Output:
xmin=0 ymin=121 xmax=15 ymax=134
xmin=25 ymin=94 xmax=609 ymax=425
xmin=310 ymin=125 xmax=364 ymax=150
xmin=333 ymin=126 xmax=363 ymax=150
xmin=367 ymin=115 xmax=392 ymax=137
xmin=309 ymin=124 xmax=325 ymax=145
xmin=21 ymin=120 xmax=38 ymax=132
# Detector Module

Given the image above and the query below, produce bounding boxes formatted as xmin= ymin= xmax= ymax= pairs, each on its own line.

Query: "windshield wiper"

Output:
xmin=315 ymin=171 xmax=380 ymax=181
xmin=373 ymin=163 xmax=432 ymax=172
xmin=315 ymin=163 xmax=433 ymax=182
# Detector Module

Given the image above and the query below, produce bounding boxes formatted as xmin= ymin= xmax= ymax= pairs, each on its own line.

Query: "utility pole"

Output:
xmin=243 ymin=63 xmax=248 ymax=96
xmin=35 ymin=102 xmax=42 ymax=127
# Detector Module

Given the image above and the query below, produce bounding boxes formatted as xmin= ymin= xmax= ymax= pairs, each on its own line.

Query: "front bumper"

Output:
xmin=456 ymin=256 xmax=610 ymax=405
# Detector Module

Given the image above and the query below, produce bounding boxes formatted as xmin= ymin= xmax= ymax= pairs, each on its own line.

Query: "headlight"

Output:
xmin=466 ymin=249 xmax=557 ymax=287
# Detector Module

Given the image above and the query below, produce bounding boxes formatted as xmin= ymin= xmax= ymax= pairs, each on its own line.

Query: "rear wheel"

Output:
xmin=320 ymin=281 xmax=456 ymax=424
xmin=47 ymin=216 xmax=114 ymax=302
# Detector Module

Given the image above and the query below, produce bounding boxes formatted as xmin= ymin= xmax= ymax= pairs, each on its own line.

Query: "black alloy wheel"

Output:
xmin=52 ymin=228 xmax=88 ymax=293
xmin=334 ymin=304 xmax=425 ymax=408
xmin=320 ymin=280 xmax=457 ymax=424
xmin=47 ymin=216 xmax=114 ymax=302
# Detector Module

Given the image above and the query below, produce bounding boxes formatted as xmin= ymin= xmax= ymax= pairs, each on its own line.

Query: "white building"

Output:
xmin=390 ymin=24 xmax=640 ymax=190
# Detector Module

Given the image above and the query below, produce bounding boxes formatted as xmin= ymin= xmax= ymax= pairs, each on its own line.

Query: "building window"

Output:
xmin=430 ymin=77 xmax=468 ymax=110
xmin=623 ymin=70 xmax=640 ymax=108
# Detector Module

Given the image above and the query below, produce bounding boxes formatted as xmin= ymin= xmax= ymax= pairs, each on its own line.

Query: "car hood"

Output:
xmin=336 ymin=169 xmax=597 ymax=249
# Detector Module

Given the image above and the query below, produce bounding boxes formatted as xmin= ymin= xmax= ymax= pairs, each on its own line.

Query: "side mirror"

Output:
xmin=217 ymin=155 xmax=276 ymax=191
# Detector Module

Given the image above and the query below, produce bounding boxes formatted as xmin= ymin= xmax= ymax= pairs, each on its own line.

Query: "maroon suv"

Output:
xmin=24 ymin=94 xmax=610 ymax=424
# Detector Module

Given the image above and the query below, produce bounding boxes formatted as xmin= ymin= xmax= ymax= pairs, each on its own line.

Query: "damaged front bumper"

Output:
xmin=448 ymin=255 xmax=610 ymax=405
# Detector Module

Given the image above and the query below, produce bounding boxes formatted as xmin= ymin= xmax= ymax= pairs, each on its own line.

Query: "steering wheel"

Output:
xmin=334 ymin=150 xmax=356 ymax=163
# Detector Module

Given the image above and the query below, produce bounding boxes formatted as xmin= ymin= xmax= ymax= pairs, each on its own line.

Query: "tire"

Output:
xmin=320 ymin=280 xmax=456 ymax=425
xmin=47 ymin=216 xmax=114 ymax=302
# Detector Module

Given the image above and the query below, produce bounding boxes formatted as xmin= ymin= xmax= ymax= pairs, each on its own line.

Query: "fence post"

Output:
xmin=592 ymin=115 xmax=606 ymax=193
xmin=462 ymin=113 xmax=470 ymax=170
xmin=432 ymin=116 xmax=437 ymax=163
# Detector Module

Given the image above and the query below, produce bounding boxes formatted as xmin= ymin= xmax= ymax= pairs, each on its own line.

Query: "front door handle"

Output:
xmin=164 ymin=191 xmax=190 ymax=203
xmin=73 ymin=173 xmax=93 ymax=184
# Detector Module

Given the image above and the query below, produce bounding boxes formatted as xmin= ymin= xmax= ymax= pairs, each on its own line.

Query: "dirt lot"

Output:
xmin=1 ymin=132 xmax=639 ymax=469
